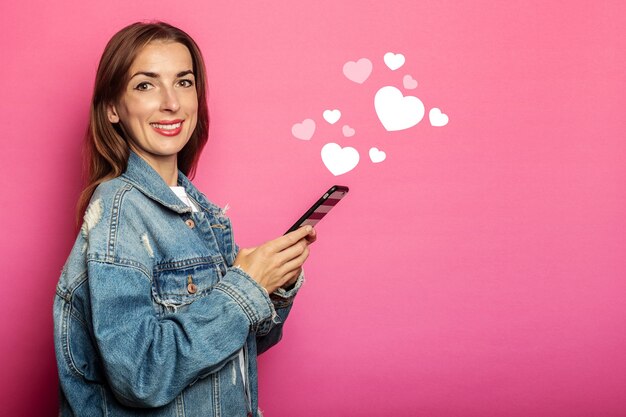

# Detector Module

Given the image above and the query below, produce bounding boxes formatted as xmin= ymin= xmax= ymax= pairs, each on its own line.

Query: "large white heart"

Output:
xmin=323 ymin=109 xmax=342 ymax=124
xmin=374 ymin=86 xmax=425 ymax=131
xmin=321 ymin=143 xmax=360 ymax=176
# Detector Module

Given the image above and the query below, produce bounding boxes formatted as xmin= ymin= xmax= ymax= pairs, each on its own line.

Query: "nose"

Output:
xmin=160 ymin=86 xmax=180 ymax=113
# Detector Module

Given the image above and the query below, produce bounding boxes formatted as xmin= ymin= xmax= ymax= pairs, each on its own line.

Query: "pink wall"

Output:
xmin=2 ymin=1 xmax=625 ymax=416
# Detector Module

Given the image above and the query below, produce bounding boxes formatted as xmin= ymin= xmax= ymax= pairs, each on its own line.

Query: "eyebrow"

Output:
xmin=130 ymin=70 xmax=194 ymax=79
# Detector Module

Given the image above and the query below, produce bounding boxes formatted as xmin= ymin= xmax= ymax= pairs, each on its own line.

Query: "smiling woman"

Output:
xmin=76 ymin=22 xmax=210 ymax=225
xmin=106 ymin=41 xmax=199 ymax=185
xmin=53 ymin=21 xmax=316 ymax=417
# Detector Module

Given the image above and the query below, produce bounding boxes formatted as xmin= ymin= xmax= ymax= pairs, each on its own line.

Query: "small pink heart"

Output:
xmin=342 ymin=125 xmax=355 ymax=137
xmin=291 ymin=119 xmax=316 ymax=140
xmin=403 ymin=74 xmax=417 ymax=89
xmin=343 ymin=58 xmax=373 ymax=84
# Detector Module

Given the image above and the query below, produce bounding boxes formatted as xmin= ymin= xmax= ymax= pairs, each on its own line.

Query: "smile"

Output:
xmin=150 ymin=120 xmax=184 ymax=136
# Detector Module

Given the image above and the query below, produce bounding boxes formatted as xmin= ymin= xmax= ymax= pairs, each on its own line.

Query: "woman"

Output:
xmin=53 ymin=21 xmax=315 ymax=417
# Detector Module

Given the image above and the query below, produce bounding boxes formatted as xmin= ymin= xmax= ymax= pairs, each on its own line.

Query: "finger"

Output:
xmin=278 ymin=244 xmax=310 ymax=276
xmin=305 ymin=228 xmax=317 ymax=244
xmin=280 ymin=258 xmax=308 ymax=287
xmin=281 ymin=268 xmax=302 ymax=287
xmin=275 ymin=238 xmax=309 ymax=265
xmin=269 ymin=226 xmax=314 ymax=252
xmin=280 ymin=264 xmax=304 ymax=287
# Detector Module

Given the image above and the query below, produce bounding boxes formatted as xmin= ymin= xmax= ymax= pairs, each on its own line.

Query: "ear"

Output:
xmin=106 ymin=103 xmax=120 ymax=123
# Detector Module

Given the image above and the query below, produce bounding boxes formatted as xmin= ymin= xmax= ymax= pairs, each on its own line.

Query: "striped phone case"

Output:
xmin=285 ymin=185 xmax=349 ymax=234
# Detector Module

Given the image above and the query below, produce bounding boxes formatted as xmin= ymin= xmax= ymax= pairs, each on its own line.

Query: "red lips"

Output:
xmin=150 ymin=119 xmax=184 ymax=136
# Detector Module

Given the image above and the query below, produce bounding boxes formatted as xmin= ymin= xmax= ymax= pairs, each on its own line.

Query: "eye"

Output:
xmin=134 ymin=82 xmax=153 ymax=91
xmin=178 ymin=79 xmax=194 ymax=88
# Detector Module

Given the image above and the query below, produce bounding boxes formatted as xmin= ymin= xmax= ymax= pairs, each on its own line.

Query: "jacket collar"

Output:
xmin=121 ymin=151 xmax=195 ymax=214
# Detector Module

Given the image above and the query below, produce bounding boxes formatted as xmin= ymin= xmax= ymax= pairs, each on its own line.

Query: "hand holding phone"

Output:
xmin=234 ymin=225 xmax=314 ymax=293
xmin=235 ymin=185 xmax=348 ymax=293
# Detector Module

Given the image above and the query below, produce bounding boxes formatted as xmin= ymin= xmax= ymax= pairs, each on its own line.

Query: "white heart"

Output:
xmin=429 ymin=108 xmax=449 ymax=127
xmin=343 ymin=58 xmax=373 ymax=84
xmin=374 ymin=86 xmax=425 ymax=131
xmin=342 ymin=125 xmax=355 ymax=137
xmin=369 ymin=147 xmax=386 ymax=163
xmin=321 ymin=143 xmax=360 ymax=176
xmin=291 ymin=118 xmax=316 ymax=140
xmin=384 ymin=52 xmax=405 ymax=70
xmin=403 ymin=74 xmax=418 ymax=89
xmin=323 ymin=109 xmax=341 ymax=124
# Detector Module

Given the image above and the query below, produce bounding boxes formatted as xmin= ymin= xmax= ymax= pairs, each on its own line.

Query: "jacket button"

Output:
xmin=185 ymin=219 xmax=195 ymax=229
xmin=187 ymin=283 xmax=198 ymax=294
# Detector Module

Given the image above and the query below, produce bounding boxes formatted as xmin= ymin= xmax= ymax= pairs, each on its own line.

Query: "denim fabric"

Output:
xmin=53 ymin=151 xmax=302 ymax=416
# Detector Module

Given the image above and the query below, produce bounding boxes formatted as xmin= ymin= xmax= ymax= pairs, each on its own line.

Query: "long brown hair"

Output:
xmin=76 ymin=21 xmax=209 ymax=226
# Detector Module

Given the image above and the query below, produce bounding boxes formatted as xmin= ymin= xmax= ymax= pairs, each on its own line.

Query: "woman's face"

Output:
xmin=107 ymin=41 xmax=198 ymax=170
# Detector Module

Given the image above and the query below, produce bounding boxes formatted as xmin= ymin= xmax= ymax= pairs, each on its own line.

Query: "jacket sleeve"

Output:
xmin=255 ymin=270 xmax=305 ymax=355
xmin=88 ymin=259 xmax=273 ymax=408
xmin=229 ymin=242 xmax=304 ymax=355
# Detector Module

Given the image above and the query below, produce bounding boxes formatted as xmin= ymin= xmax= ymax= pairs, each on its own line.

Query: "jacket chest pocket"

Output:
xmin=152 ymin=257 xmax=226 ymax=314
xmin=201 ymin=214 xmax=236 ymax=266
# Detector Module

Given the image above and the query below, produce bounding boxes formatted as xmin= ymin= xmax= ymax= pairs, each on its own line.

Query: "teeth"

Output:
xmin=151 ymin=122 xmax=182 ymax=130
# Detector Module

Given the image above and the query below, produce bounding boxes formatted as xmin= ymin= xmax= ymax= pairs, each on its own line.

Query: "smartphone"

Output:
xmin=285 ymin=185 xmax=349 ymax=234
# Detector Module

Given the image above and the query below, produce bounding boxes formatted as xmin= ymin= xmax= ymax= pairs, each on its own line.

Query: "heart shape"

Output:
xmin=374 ymin=86 xmax=425 ymax=131
xmin=291 ymin=118 xmax=316 ymax=140
xmin=403 ymin=74 xmax=418 ymax=89
xmin=429 ymin=108 xmax=449 ymax=127
xmin=323 ymin=109 xmax=341 ymax=124
xmin=369 ymin=147 xmax=386 ymax=163
xmin=321 ymin=143 xmax=360 ymax=176
xmin=342 ymin=125 xmax=355 ymax=137
xmin=343 ymin=58 xmax=372 ymax=84
xmin=384 ymin=52 xmax=405 ymax=70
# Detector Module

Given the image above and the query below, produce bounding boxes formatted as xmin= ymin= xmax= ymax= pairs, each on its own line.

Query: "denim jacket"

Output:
xmin=53 ymin=151 xmax=302 ymax=416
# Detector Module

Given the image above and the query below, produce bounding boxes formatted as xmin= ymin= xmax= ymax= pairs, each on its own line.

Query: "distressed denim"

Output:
xmin=53 ymin=151 xmax=302 ymax=416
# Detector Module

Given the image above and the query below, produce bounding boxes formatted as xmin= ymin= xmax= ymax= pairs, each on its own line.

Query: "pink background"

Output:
xmin=1 ymin=1 xmax=625 ymax=416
